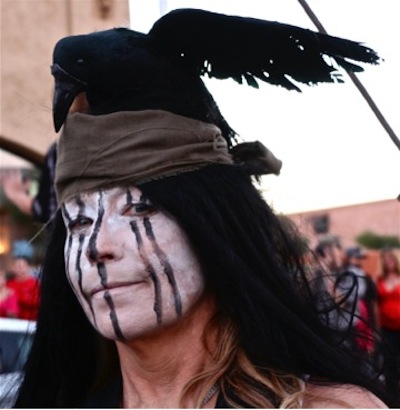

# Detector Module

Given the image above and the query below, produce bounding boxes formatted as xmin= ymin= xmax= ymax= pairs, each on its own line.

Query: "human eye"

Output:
xmin=67 ymin=215 xmax=93 ymax=233
xmin=123 ymin=197 xmax=157 ymax=217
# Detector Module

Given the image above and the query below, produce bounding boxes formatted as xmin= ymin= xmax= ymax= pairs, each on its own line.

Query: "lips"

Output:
xmin=90 ymin=281 xmax=142 ymax=297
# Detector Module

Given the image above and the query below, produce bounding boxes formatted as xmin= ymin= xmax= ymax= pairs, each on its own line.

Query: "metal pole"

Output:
xmin=297 ymin=0 xmax=400 ymax=152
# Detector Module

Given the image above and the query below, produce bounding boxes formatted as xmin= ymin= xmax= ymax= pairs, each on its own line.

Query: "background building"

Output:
xmin=1 ymin=0 xmax=130 ymax=160
xmin=288 ymin=198 xmax=399 ymax=249
xmin=1 ymin=0 xmax=130 ymax=268
xmin=287 ymin=198 xmax=400 ymax=278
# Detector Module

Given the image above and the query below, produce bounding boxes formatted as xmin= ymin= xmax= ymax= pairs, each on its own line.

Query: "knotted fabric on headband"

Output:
xmin=55 ymin=110 xmax=233 ymax=203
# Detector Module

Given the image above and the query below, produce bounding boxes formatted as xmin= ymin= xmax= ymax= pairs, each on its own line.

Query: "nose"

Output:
xmin=86 ymin=220 xmax=122 ymax=264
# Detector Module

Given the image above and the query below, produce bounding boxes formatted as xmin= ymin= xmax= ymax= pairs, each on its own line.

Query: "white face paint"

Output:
xmin=62 ymin=187 xmax=205 ymax=341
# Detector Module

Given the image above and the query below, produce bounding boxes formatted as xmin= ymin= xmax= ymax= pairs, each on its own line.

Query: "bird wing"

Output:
xmin=148 ymin=8 xmax=380 ymax=91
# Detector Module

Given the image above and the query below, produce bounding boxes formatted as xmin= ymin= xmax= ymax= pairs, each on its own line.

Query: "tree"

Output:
xmin=356 ymin=230 xmax=400 ymax=250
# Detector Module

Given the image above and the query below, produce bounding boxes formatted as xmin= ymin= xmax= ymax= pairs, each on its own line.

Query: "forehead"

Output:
xmin=64 ymin=186 xmax=143 ymax=206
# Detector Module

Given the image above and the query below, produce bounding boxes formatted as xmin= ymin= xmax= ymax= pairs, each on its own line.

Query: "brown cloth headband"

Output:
xmin=55 ymin=110 xmax=233 ymax=203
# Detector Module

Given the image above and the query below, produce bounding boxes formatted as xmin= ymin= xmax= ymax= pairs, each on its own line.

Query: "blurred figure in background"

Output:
xmin=377 ymin=248 xmax=400 ymax=400
xmin=0 ymin=142 xmax=57 ymax=225
xmin=312 ymin=235 xmax=343 ymax=306
xmin=312 ymin=238 xmax=377 ymax=353
xmin=6 ymin=242 xmax=39 ymax=321
xmin=314 ymin=235 xmax=343 ymax=273
xmin=338 ymin=247 xmax=378 ymax=354
xmin=0 ymin=270 xmax=18 ymax=318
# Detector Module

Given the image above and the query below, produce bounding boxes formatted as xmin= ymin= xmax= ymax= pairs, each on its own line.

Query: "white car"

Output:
xmin=0 ymin=318 xmax=36 ymax=408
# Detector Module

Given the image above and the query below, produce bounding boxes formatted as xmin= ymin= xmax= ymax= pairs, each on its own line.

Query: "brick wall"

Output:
xmin=287 ymin=198 xmax=400 ymax=249
xmin=287 ymin=199 xmax=400 ymax=279
xmin=1 ymin=0 xmax=130 ymax=157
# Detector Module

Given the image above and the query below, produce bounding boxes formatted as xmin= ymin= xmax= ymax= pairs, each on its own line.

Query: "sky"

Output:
xmin=129 ymin=0 xmax=399 ymax=214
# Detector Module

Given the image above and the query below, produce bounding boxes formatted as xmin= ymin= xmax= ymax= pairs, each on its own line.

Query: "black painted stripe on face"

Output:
xmin=75 ymin=197 xmax=87 ymax=301
xmin=143 ymin=217 xmax=182 ymax=317
xmin=87 ymin=192 xmax=105 ymax=262
xmin=130 ymin=220 xmax=163 ymax=324
xmin=75 ymin=196 xmax=96 ymax=317
xmin=87 ymin=192 xmax=124 ymax=339
xmin=63 ymin=202 xmax=97 ymax=325
xmin=62 ymin=204 xmax=73 ymax=275
xmin=97 ymin=261 xmax=108 ymax=287
xmin=77 ymin=233 xmax=97 ymax=326
xmin=76 ymin=234 xmax=86 ymax=296
xmin=126 ymin=188 xmax=133 ymax=204
xmin=103 ymin=287 xmax=125 ymax=340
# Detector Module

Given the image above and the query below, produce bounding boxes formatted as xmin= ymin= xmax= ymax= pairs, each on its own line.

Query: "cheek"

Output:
xmin=170 ymin=241 xmax=202 ymax=278
xmin=157 ymin=225 xmax=205 ymax=301
xmin=177 ymin=269 xmax=204 ymax=309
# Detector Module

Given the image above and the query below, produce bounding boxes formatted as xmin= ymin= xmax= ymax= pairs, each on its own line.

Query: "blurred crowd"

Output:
xmin=306 ymin=237 xmax=400 ymax=399
xmin=0 ymin=144 xmax=56 ymax=322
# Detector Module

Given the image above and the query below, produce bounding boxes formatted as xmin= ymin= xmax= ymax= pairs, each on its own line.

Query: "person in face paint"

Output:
xmin=62 ymin=187 xmax=205 ymax=342
xmin=11 ymin=8 xmax=397 ymax=409
xmin=13 ymin=111 xmax=393 ymax=408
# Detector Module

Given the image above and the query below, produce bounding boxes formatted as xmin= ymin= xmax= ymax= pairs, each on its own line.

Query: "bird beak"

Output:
xmin=51 ymin=64 xmax=87 ymax=132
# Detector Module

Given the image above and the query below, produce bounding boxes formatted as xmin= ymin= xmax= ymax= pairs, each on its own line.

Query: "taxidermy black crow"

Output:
xmin=51 ymin=8 xmax=380 ymax=142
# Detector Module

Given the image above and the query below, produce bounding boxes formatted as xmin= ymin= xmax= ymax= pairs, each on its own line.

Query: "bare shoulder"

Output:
xmin=302 ymin=383 xmax=387 ymax=408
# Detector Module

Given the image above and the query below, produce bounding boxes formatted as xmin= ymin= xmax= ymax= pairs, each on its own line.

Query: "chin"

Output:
xmin=91 ymin=313 xmax=163 ymax=342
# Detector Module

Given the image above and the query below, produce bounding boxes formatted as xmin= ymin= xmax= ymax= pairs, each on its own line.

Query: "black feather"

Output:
xmin=149 ymin=9 xmax=380 ymax=88
xmin=51 ymin=8 xmax=381 ymax=137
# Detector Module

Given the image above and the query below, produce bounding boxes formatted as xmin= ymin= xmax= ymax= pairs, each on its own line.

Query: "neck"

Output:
xmin=385 ymin=271 xmax=400 ymax=279
xmin=15 ymin=273 xmax=30 ymax=281
xmin=116 ymin=295 xmax=218 ymax=408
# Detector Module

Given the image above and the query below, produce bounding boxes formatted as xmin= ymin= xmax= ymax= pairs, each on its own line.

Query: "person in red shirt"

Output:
xmin=0 ymin=269 xmax=19 ymax=318
xmin=7 ymin=256 xmax=39 ymax=321
xmin=377 ymin=248 xmax=400 ymax=400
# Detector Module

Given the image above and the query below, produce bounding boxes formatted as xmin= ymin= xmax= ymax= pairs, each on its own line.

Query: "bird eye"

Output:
xmin=76 ymin=59 xmax=85 ymax=65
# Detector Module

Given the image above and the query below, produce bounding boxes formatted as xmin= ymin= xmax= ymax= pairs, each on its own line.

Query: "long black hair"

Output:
xmin=14 ymin=164 xmax=394 ymax=407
